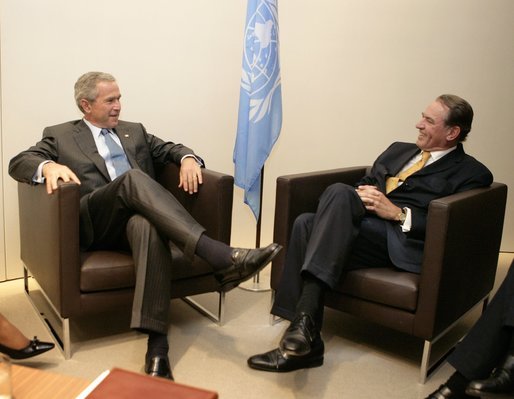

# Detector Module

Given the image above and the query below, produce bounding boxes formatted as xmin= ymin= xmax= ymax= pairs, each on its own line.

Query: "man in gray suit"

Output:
xmin=9 ymin=71 xmax=281 ymax=380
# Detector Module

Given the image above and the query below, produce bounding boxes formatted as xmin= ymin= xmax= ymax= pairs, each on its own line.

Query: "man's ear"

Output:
xmin=447 ymin=126 xmax=461 ymax=141
xmin=80 ymin=99 xmax=91 ymax=114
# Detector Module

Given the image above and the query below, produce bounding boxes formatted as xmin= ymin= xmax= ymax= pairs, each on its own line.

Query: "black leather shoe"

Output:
xmin=425 ymin=384 xmax=474 ymax=398
xmin=0 ymin=337 xmax=55 ymax=360
xmin=248 ymin=337 xmax=324 ymax=372
xmin=466 ymin=355 xmax=514 ymax=398
xmin=215 ymin=243 xmax=282 ymax=292
xmin=279 ymin=312 xmax=319 ymax=357
xmin=145 ymin=356 xmax=174 ymax=380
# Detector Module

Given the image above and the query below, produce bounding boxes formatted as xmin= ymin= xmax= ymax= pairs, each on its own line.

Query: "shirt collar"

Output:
xmin=83 ymin=119 xmax=111 ymax=138
xmin=428 ymin=146 xmax=457 ymax=162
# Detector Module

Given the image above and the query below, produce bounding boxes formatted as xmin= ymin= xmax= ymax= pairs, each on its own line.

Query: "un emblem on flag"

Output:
xmin=241 ymin=0 xmax=281 ymax=123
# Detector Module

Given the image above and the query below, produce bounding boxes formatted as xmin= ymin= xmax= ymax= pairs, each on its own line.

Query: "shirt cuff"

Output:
xmin=401 ymin=207 xmax=412 ymax=233
xmin=33 ymin=160 xmax=54 ymax=183
xmin=180 ymin=154 xmax=203 ymax=166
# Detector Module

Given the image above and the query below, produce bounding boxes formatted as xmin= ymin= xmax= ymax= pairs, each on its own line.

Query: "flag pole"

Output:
xmin=239 ymin=166 xmax=271 ymax=292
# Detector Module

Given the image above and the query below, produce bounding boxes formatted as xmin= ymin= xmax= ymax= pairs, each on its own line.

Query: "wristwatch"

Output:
xmin=397 ymin=208 xmax=407 ymax=224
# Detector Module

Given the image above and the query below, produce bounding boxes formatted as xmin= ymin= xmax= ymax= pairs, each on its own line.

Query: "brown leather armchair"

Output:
xmin=271 ymin=166 xmax=508 ymax=382
xmin=18 ymin=164 xmax=233 ymax=359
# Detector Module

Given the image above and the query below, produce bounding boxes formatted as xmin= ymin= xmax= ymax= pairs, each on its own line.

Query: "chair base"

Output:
xmin=269 ymin=290 xmax=283 ymax=325
xmin=24 ymin=267 xmax=72 ymax=359
xmin=419 ymin=294 xmax=489 ymax=384
xmin=23 ymin=266 xmax=226 ymax=359
xmin=182 ymin=291 xmax=226 ymax=326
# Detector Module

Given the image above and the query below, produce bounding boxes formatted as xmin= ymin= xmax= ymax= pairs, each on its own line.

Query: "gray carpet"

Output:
xmin=1 ymin=253 xmax=512 ymax=399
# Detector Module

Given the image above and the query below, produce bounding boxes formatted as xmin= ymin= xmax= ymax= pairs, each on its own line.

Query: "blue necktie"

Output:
xmin=100 ymin=128 xmax=131 ymax=178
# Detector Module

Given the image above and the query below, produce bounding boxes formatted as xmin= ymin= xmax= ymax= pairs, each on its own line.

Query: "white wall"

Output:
xmin=1 ymin=0 xmax=513 ymax=279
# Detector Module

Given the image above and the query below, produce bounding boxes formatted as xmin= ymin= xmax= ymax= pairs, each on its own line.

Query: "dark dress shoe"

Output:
xmin=279 ymin=312 xmax=319 ymax=357
xmin=0 ymin=337 xmax=55 ymax=359
xmin=466 ymin=355 xmax=514 ymax=397
xmin=215 ymin=243 xmax=282 ymax=291
xmin=145 ymin=356 xmax=174 ymax=380
xmin=425 ymin=384 xmax=474 ymax=398
xmin=248 ymin=337 xmax=324 ymax=372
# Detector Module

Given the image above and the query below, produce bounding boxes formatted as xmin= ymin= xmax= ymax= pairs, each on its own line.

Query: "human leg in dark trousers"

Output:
xmin=272 ymin=183 xmax=366 ymax=319
xmin=84 ymin=169 xmax=280 ymax=274
xmin=426 ymin=262 xmax=514 ymax=398
xmin=126 ymin=214 xmax=174 ymax=379
xmin=84 ymin=170 xmax=282 ymax=379
xmin=248 ymin=183 xmax=393 ymax=372
xmin=83 ymin=169 xmax=205 ymax=258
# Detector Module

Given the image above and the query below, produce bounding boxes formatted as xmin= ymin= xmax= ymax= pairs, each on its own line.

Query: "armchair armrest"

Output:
xmin=415 ymin=182 xmax=508 ymax=338
xmin=271 ymin=166 xmax=369 ymax=287
xmin=18 ymin=181 xmax=81 ymax=316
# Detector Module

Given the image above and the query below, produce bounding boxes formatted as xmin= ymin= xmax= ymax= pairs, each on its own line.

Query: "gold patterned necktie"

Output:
xmin=386 ymin=151 xmax=431 ymax=194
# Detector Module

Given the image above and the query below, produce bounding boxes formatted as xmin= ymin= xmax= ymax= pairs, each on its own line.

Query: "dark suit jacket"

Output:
xmin=356 ymin=141 xmax=493 ymax=272
xmin=9 ymin=119 xmax=203 ymax=248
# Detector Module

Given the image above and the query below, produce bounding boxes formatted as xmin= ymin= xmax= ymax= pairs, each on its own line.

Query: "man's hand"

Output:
xmin=42 ymin=162 xmax=81 ymax=194
xmin=178 ymin=157 xmax=203 ymax=194
xmin=355 ymin=185 xmax=402 ymax=221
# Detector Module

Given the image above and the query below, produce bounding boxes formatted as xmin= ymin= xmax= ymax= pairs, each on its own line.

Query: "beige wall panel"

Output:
xmin=1 ymin=0 xmax=513 ymax=279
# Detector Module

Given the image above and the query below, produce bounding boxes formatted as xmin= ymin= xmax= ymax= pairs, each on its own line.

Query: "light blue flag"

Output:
xmin=233 ymin=0 xmax=282 ymax=220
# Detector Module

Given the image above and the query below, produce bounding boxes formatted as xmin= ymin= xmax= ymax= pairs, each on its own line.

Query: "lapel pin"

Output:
xmin=124 ymin=134 xmax=129 ymax=138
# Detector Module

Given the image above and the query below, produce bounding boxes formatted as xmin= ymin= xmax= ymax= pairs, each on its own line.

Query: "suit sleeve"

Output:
xmin=9 ymin=132 xmax=58 ymax=184
xmin=141 ymin=124 xmax=204 ymax=167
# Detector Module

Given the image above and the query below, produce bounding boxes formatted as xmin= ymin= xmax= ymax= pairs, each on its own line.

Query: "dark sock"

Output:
xmin=195 ymin=234 xmax=233 ymax=270
xmin=146 ymin=331 xmax=169 ymax=360
xmin=295 ymin=273 xmax=327 ymax=330
xmin=446 ymin=371 xmax=470 ymax=395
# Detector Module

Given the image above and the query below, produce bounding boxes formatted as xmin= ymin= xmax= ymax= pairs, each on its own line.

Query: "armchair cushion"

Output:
xmin=336 ymin=268 xmax=419 ymax=312
xmin=80 ymin=251 xmax=134 ymax=292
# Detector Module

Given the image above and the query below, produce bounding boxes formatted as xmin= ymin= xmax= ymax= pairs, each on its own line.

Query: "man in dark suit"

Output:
xmin=9 ymin=71 xmax=281 ymax=380
xmin=247 ymin=94 xmax=493 ymax=373
xmin=426 ymin=260 xmax=514 ymax=399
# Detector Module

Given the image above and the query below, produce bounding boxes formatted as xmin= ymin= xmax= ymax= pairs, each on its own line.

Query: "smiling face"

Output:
xmin=415 ymin=99 xmax=461 ymax=151
xmin=81 ymin=80 xmax=121 ymax=129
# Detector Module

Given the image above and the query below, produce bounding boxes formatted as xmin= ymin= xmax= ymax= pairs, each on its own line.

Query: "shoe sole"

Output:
xmin=220 ymin=245 xmax=283 ymax=292
xmin=248 ymin=356 xmax=324 ymax=373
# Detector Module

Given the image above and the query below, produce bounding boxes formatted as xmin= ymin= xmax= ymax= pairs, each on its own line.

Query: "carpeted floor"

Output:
xmin=1 ymin=252 xmax=512 ymax=399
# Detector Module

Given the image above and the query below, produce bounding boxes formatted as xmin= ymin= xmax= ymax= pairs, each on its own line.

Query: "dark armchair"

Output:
xmin=18 ymin=164 xmax=233 ymax=359
xmin=271 ymin=166 xmax=507 ymax=383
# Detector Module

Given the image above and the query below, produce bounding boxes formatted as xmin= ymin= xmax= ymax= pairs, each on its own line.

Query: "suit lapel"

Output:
xmin=73 ymin=121 xmax=111 ymax=181
xmin=390 ymin=146 xmax=421 ymax=176
xmin=373 ymin=146 xmax=419 ymax=192
xmin=393 ymin=145 xmax=421 ymax=176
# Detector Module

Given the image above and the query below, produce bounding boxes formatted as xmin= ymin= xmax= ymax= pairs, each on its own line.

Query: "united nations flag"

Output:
xmin=233 ymin=0 xmax=282 ymax=220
